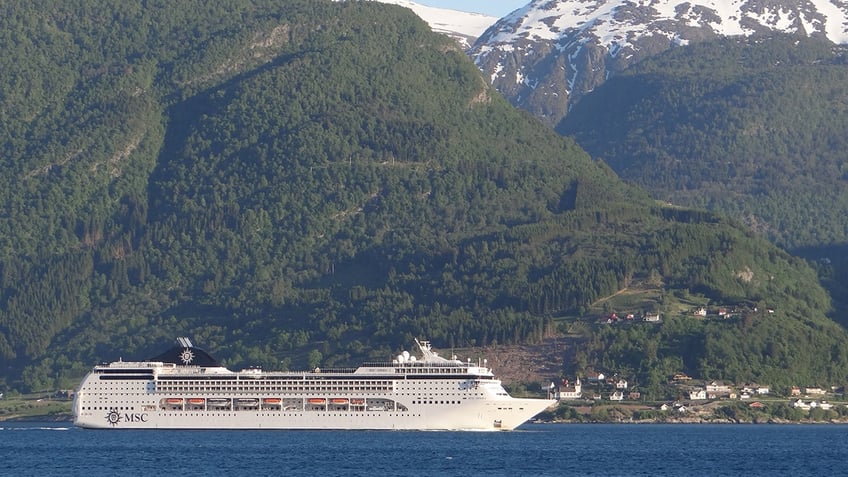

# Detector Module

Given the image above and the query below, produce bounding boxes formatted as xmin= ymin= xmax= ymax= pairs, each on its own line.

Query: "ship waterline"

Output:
xmin=74 ymin=337 xmax=556 ymax=430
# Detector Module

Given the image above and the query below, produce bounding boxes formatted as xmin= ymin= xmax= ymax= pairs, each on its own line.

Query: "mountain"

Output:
xmin=373 ymin=0 xmax=498 ymax=47
xmin=470 ymin=0 xmax=848 ymax=126
xmin=556 ymin=33 xmax=848 ymax=323
xmin=558 ymin=34 xmax=848 ymax=252
xmin=1 ymin=0 xmax=847 ymax=394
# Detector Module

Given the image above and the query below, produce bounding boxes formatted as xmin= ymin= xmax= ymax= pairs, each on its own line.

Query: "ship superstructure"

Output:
xmin=73 ymin=338 xmax=555 ymax=430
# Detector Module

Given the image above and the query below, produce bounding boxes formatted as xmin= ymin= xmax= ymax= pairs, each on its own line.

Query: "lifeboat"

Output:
xmin=207 ymin=398 xmax=230 ymax=408
xmin=235 ymin=398 xmax=259 ymax=407
xmin=350 ymin=398 xmax=365 ymax=405
xmin=188 ymin=398 xmax=205 ymax=405
xmin=331 ymin=398 xmax=349 ymax=405
xmin=263 ymin=398 xmax=282 ymax=405
xmin=166 ymin=398 xmax=184 ymax=405
xmin=307 ymin=398 xmax=326 ymax=405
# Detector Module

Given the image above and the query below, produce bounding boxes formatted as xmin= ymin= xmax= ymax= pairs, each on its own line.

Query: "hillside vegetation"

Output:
xmin=0 ymin=1 xmax=846 ymax=394
xmin=558 ymin=35 xmax=848 ymax=252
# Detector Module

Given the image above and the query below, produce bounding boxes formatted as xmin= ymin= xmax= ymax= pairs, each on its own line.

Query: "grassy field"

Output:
xmin=0 ymin=393 xmax=73 ymax=422
xmin=582 ymin=276 xmax=728 ymax=320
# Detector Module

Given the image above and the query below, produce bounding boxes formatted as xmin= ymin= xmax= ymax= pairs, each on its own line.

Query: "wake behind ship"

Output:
xmin=73 ymin=337 xmax=556 ymax=430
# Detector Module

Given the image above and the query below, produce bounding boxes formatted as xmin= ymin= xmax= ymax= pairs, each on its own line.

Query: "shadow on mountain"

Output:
xmin=791 ymin=243 xmax=848 ymax=325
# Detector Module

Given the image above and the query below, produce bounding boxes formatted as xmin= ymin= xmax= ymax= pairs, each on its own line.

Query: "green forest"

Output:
xmin=1 ymin=1 xmax=847 ymax=396
xmin=557 ymin=33 xmax=848 ymax=323
xmin=558 ymin=34 xmax=848 ymax=252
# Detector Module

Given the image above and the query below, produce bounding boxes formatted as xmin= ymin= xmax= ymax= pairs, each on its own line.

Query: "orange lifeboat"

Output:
xmin=350 ymin=398 xmax=365 ymax=405
xmin=331 ymin=398 xmax=349 ymax=405
xmin=263 ymin=398 xmax=282 ymax=405
xmin=166 ymin=398 xmax=184 ymax=405
xmin=188 ymin=398 xmax=205 ymax=405
xmin=307 ymin=398 xmax=326 ymax=405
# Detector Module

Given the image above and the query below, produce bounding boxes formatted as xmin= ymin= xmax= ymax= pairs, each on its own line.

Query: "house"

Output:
xmin=748 ymin=401 xmax=765 ymax=409
xmin=694 ymin=307 xmax=707 ymax=317
xmin=628 ymin=391 xmax=641 ymax=400
xmin=644 ymin=312 xmax=661 ymax=322
xmin=805 ymin=387 xmax=826 ymax=396
xmin=790 ymin=386 xmax=801 ymax=396
xmin=672 ymin=373 xmax=692 ymax=382
xmin=609 ymin=391 xmax=624 ymax=401
xmin=586 ymin=371 xmax=605 ymax=383
xmin=706 ymin=381 xmax=732 ymax=395
xmin=791 ymin=399 xmax=811 ymax=410
xmin=689 ymin=389 xmax=707 ymax=400
xmin=615 ymin=379 xmax=628 ymax=390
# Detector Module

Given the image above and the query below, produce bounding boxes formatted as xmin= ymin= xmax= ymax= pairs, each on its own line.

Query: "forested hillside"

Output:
xmin=558 ymin=35 xmax=848 ymax=252
xmin=1 ymin=1 xmax=846 ymax=393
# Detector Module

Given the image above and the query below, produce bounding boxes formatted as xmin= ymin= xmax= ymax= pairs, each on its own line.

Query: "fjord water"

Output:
xmin=2 ymin=422 xmax=845 ymax=476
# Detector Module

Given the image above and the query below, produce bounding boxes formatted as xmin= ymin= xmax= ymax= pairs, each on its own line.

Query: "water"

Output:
xmin=1 ymin=422 xmax=846 ymax=476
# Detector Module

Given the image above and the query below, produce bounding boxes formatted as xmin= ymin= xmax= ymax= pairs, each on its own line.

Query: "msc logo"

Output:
xmin=105 ymin=410 xmax=149 ymax=426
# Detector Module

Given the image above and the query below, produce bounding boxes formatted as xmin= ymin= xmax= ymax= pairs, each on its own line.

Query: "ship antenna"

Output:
xmin=415 ymin=338 xmax=446 ymax=362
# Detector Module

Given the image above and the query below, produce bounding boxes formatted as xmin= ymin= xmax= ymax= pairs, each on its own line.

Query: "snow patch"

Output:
xmin=479 ymin=0 xmax=848 ymax=51
xmin=367 ymin=0 xmax=498 ymax=38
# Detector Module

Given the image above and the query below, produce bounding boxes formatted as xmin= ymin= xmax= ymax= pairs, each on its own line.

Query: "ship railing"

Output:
xmin=307 ymin=367 xmax=358 ymax=374
xmin=103 ymin=361 xmax=167 ymax=368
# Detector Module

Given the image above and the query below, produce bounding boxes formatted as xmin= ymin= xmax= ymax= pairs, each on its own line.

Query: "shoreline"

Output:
xmin=539 ymin=417 xmax=848 ymax=425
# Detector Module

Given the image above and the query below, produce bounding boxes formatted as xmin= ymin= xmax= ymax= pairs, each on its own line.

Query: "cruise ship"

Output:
xmin=73 ymin=337 xmax=556 ymax=430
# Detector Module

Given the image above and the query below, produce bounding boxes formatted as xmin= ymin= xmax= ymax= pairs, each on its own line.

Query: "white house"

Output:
xmin=706 ymin=381 xmax=732 ymax=395
xmin=586 ymin=371 xmax=605 ymax=383
xmin=791 ymin=399 xmax=811 ymax=410
xmin=644 ymin=312 xmax=661 ymax=322
xmin=689 ymin=389 xmax=707 ymax=400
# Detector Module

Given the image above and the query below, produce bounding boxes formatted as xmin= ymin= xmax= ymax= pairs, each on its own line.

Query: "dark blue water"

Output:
xmin=2 ymin=422 xmax=846 ymax=476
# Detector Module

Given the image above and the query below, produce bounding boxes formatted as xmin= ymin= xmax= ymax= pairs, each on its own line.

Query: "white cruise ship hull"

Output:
xmin=74 ymin=397 xmax=554 ymax=430
xmin=73 ymin=338 xmax=556 ymax=431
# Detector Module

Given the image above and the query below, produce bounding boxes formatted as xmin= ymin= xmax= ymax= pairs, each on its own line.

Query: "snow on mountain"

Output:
xmin=470 ymin=0 xmax=848 ymax=126
xmin=482 ymin=0 xmax=848 ymax=49
xmin=371 ymin=0 xmax=499 ymax=47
